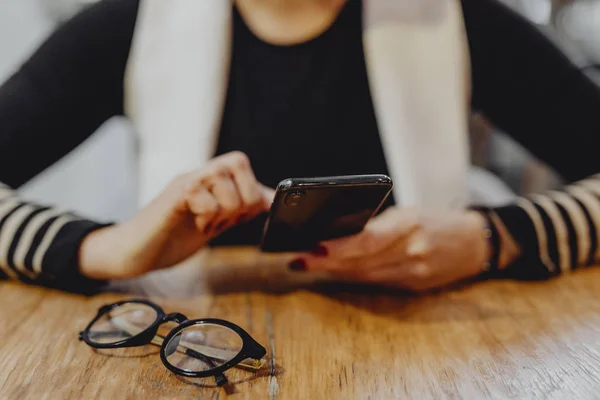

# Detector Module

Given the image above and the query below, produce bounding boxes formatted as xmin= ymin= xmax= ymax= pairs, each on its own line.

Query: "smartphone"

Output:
xmin=260 ymin=174 xmax=393 ymax=252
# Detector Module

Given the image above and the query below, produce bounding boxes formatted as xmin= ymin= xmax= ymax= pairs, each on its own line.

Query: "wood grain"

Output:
xmin=2 ymin=247 xmax=600 ymax=399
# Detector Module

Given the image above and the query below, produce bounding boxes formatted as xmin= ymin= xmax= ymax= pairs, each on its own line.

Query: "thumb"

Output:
xmin=319 ymin=207 xmax=420 ymax=258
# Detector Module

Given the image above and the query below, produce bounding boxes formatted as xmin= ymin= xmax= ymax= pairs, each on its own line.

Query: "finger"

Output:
xmin=185 ymin=185 xmax=219 ymax=231
xmin=238 ymin=183 xmax=274 ymax=217
xmin=315 ymin=207 xmax=420 ymax=259
xmin=302 ymin=236 xmax=411 ymax=273
xmin=299 ymin=214 xmax=427 ymax=273
xmin=216 ymin=152 xmax=274 ymax=219
xmin=225 ymin=152 xmax=264 ymax=208
xmin=205 ymin=175 xmax=242 ymax=218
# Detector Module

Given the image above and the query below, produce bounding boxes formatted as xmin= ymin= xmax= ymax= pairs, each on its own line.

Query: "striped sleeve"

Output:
xmin=492 ymin=174 xmax=600 ymax=280
xmin=0 ymin=182 xmax=110 ymax=293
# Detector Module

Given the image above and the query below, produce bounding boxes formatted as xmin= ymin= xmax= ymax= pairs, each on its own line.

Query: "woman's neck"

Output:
xmin=234 ymin=0 xmax=348 ymax=46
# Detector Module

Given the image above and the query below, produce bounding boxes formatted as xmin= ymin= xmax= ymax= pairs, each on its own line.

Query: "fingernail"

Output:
xmin=204 ymin=222 xmax=213 ymax=234
xmin=311 ymin=245 xmax=328 ymax=256
xmin=215 ymin=221 xmax=226 ymax=232
xmin=288 ymin=259 xmax=307 ymax=272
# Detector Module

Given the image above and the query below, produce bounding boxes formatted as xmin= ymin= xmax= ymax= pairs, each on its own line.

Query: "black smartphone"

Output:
xmin=260 ymin=174 xmax=393 ymax=252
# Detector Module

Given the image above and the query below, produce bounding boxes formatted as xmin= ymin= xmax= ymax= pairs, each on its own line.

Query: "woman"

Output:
xmin=1 ymin=0 xmax=599 ymax=294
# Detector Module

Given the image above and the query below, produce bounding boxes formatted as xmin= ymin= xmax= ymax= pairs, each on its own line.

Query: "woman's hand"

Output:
xmin=79 ymin=151 xmax=273 ymax=280
xmin=290 ymin=207 xmax=519 ymax=292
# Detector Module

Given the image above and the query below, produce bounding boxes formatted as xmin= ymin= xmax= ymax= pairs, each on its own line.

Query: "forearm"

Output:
xmin=485 ymin=174 xmax=600 ymax=280
xmin=462 ymin=0 xmax=600 ymax=279
xmin=0 ymin=182 xmax=111 ymax=293
xmin=78 ymin=222 xmax=141 ymax=280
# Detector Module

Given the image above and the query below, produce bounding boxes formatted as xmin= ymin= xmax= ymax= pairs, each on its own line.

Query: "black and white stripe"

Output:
xmin=0 ymin=194 xmax=58 ymax=280
xmin=550 ymin=190 xmax=591 ymax=268
xmin=12 ymin=207 xmax=63 ymax=275
xmin=567 ymin=185 xmax=600 ymax=264
xmin=516 ymin=197 xmax=557 ymax=274
xmin=0 ymin=204 xmax=41 ymax=280
xmin=498 ymin=175 xmax=600 ymax=278
xmin=0 ymin=183 xmax=107 ymax=291
xmin=0 ymin=198 xmax=26 ymax=280
xmin=530 ymin=194 xmax=570 ymax=273
xmin=32 ymin=214 xmax=77 ymax=274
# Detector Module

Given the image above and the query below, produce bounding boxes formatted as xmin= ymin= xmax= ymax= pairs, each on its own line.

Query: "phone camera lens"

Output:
xmin=285 ymin=191 xmax=305 ymax=207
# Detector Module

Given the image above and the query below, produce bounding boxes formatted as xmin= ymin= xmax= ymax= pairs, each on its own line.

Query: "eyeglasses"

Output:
xmin=78 ymin=299 xmax=267 ymax=387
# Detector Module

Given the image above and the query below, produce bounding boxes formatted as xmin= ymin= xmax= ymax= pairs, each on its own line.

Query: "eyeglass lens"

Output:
xmin=164 ymin=323 xmax=243 ymax=373
xmin=87 ymin=303 xmax=158 ymax=345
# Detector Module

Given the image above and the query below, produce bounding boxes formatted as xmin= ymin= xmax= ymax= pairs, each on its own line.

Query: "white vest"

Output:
xmin=124 ymin=0 xmax=474 ymax=210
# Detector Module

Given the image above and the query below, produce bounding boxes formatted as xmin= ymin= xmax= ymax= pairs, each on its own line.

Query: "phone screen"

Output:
xmin=260 ymin=183 xmax=391 ymax=252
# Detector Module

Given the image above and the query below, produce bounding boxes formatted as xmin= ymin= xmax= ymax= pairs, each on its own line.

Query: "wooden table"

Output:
xmin=2 ymin=247 xmax=600 ymax=399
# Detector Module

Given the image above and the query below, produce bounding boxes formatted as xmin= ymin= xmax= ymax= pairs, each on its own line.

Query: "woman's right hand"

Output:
xmin=78 ymin=151 xmax=273 ymax=280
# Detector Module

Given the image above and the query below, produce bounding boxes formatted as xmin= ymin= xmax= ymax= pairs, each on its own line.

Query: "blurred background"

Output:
xmin=1 ymin=0 xmax=599 ymax=222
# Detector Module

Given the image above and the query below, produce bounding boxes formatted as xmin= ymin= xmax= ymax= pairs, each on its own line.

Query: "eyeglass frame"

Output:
xmin=78 ymin=299 xmax=267 ymax=382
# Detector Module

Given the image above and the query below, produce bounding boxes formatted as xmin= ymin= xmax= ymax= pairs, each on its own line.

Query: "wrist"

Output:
xmin=467 ymin=208 xmax=521 ymax=274
xmin=465 ymin=210 xmax=493 ymax=273
xmin=492 ymin=212 xmax=521 ymax=269
xmin=78 ymin=223 xmax=134 ymax=280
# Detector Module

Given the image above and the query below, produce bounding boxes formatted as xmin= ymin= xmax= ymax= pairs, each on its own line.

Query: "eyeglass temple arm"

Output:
xmin=183 ymin=347 xmax=228 ymax=386
xmin=110 ymin=317 xmax=265 ymax=370
xmin=82 ymin=330 xmax=131 ymax=340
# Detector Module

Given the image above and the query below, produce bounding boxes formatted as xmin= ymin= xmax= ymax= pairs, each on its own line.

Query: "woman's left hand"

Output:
xmin=290 ymin=207 xmax=492 ymax=292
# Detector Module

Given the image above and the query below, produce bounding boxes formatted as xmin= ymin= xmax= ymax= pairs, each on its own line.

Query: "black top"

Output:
xmin=1 ymin=0 xmax=600 ymax=292
xmin=215 ymin=1 xmax=389 ymax=244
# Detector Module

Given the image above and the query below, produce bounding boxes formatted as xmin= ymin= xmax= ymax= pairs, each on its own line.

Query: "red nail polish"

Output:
xmin=215 ymin=221 xmax=226 ymax=232
xmin=288 ymin=259 xmax=307 ymax=272
xmin=311 ymin=245 xmax=328 ymax=256
xmin=204 ymin=222 xmax=213 ymax=234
